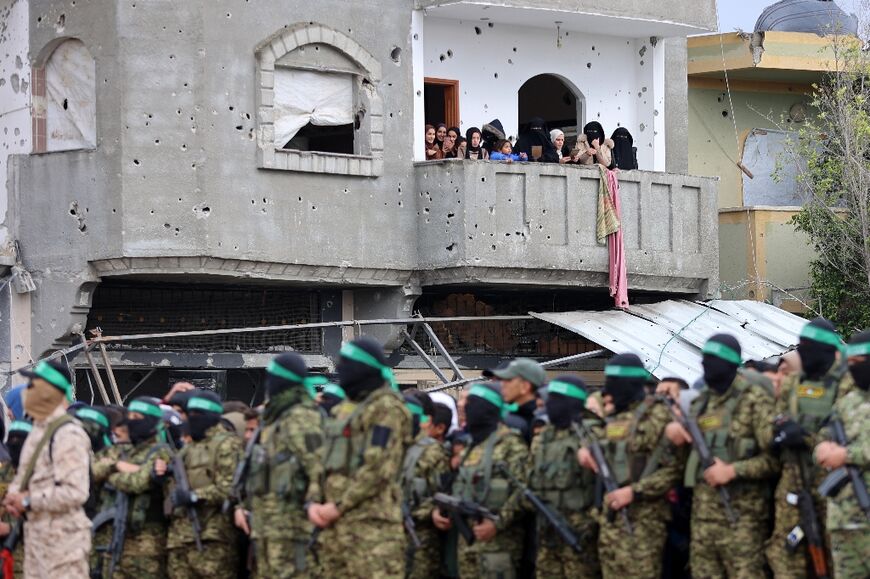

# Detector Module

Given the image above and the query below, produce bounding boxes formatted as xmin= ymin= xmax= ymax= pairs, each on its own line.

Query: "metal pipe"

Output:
xmin=421 ymin=323 xmax=466 ymax=381
xmin=97 ymin=341 xmax=124 ymax=405
xmin=401 ymin=330 xmax=449 ymax=383
xmin=80 ymin=337 xmax=112 ymax=405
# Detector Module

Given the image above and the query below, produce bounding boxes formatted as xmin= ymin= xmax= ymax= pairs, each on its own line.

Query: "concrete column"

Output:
xmin=664 ymin=37 xmax=689 ymax=174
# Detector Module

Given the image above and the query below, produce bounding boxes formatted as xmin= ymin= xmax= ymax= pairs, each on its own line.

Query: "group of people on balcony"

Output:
xmin=424 ymin=117 xmax=639 ymax=170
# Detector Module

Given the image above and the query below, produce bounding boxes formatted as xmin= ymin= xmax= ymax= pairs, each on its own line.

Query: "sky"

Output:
xmin=717 ymin=0 xmax=860 ymax=33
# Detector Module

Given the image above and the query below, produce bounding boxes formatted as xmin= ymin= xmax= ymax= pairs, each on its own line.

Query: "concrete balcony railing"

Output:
xmin=415 ymin=161 xmax=719 ymax=297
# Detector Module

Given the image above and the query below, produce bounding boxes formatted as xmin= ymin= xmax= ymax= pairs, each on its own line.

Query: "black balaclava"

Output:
xmin=185 ymin=390 xmax=223 ymax=442
xmin=546 ymin=375 xmax=588 ymax=429
xmin=797 ymin=318 xmax=840 ymax=380
xmin=319 ymin=383 xmax=346 ymax=415
xmin=265 ymin=352 xmax=310 ymax=400
xmin=702 ymin=334 xmax=742 ymax=394
xmin=337 ymin=337 xmax=390 ymax=402
xmin=847 ymin=329 xmax=870 ymax=391
xmin=6 ymin=420 xmax=32 ymax=468
xmin=126 ymin=397 xmax=163 ymax=444
xmin=602 ymin=354 xmax=648 ymax=414
xmin=75 ymin=406 xmax=113 ymax=453
xmin=404 ymin=393 xmax=424 ymax=437
xmin=465 ymin=382 xmax=503 ymax=444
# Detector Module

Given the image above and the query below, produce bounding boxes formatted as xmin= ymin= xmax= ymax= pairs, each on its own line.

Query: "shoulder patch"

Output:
xmin=304 ymin=432 xmax=323 ymax=453
xmin=371 ymin=425 xmax=392 ymax=448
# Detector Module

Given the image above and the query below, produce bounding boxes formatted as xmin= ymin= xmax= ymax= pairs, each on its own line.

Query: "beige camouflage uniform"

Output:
xmin=318 ymin=387 xmax=412 ymax=578
xmin=685 ymin=375 xmax=778 ymax=579
xmin=0 ymin=460 xmax=23 ymax=577
xmin=8 ymin=405 xmax=91 ymax=579
xmin=246 ymin=389 xmax=323 ymax=579
xmin=823 ymin=388 xmax=870 ymax=579
xmin=167 ymin=423 xmax=243 ymax=579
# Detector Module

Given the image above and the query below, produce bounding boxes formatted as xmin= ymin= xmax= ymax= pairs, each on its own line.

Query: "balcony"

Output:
xmin=415 ymin=161 xmax=719 ymax=296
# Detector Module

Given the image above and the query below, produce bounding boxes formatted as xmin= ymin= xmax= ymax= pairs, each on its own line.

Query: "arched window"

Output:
xmin=33 ymin=38 xmax=96 ymax=153
xmin=518 ymin=74 xmax=584 ymax=149
xmin=255 ymin=23 xmax=384 ymax=177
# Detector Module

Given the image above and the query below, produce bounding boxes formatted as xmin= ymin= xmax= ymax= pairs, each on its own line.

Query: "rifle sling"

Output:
xmin=19 ymin=414 xmax=74 ymax=492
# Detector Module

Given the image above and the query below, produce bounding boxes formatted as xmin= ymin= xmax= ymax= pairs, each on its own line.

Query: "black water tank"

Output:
xmin=755 ymin=0 xmax=858 ymax=35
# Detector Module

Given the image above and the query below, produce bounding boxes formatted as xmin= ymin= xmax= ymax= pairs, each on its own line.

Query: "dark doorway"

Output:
xmin=518 ymin=74 xmax=583 ymax=148
xmin=284 ymin=122 xmax=355 ymax=155
xmin=424 ymin=77 xmax=460 ymax=127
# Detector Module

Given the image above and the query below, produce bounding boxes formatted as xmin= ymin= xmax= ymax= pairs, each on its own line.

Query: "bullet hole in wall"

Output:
xmin=587 ymin=63 xmax=592 ymax=69
xmin=62 ymin=98 xmax=68 ymax=110
xmin=390 ymin=47 xmax=401 ymax=64
xmin=439 ymin=54 xmax=446 ymax=62
xmin=133 ymin=159 xmax=140 ymax=166
xmin=447 ymin=50 xmax=453 ymax=58
xmin=475 ymin=26 xmax=482 ymax=35
xmin=722 ymin=110 xmax=729 ymax=118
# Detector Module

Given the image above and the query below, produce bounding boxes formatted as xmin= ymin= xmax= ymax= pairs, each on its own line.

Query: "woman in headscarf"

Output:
xmin=481 ymin=119 xmax=506 ymax=155
xmin=550 ymin=129 xmax=572 ymax=164
xmin=425 ymin=125 xmax=443 ymax=160
xmin=514 ymin=117 xmax=559 ymax=163
xmin=611 ymin=127 xmax=638 ymax=170
xmin=435 ymin=123 xmax=448 ymax=149
xmin=572 ymin=121 xmax=615 ymax=168
xmin=443 ymin=126 xmax=461 ymax=158
xmin=465 ymin=127 xmax=489 ymax=160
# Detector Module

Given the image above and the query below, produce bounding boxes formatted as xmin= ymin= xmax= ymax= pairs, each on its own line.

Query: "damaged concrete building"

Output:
xmin=0 ymin=0 xmax=720 ymax=400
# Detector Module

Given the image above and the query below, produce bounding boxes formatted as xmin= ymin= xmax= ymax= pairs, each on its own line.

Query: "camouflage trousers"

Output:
xmin=318 ymin=518 xmax=404 ymax=578
xmin=112 ymin=527 xmax=166 ymax=579
xmin=406 ymin=526 xmax=441 ymax=579
xmin=829 ymin=529 xmax=870 ymax=579
xmin=690 ymin=515 xmax=767 ymax=579
xmin=598 ymin=508 xmax=666 ymax=579
xmin=457 ymin=525 xmax=523 ymax=579
xmin=536 ymin=520 xmax=601 ymax=579
xmin=254 ymin=537 xmax=315 ymax=579
xmin=168 ymin=541 xmax=237 ymax=579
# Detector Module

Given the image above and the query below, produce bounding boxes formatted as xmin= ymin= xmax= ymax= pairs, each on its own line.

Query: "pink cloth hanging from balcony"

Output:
xmin=600 ymin=167 xmax=629 ymax=309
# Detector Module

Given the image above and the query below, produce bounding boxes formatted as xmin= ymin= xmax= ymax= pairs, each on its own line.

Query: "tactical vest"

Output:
xmin=528 ymin=427 xmax=594 ymax=512
xmin=789 ymin=363 xmax=845 ymax=434
xmin=322 ymin=398 xmax=374 ymax=477
xmin=601 ymin=400 xmax=660 ymax=487
xmin=453 ymin=429 xmax=512 ymax=512
xmin=245 ymin=417 xmax=309 ymax=504
xmin=401 ymin=437 xmax=438 ymax=508
xmin=129 ymin=443 xmax=169 ymax=532
xmin=684 ymin=381 xmax=758 ymax=488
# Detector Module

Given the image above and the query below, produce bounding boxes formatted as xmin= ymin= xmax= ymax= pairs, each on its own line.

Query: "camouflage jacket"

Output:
xmin=323 ymin=386 xmax=413 ymax=525
xmin=167 ymin=424 xmax=242 ymax=548
xmin=402 ymin=433 xmax=451 ymax=523
xmin=107 ymin=435 xmax=172 ymax=533
xmin=824 ymin=388 xmax=870 ymax=531
xmin=687 ymin=376 xmax=778 ymax=522
xmin=249 ymin=395 xmax=324 ymax=541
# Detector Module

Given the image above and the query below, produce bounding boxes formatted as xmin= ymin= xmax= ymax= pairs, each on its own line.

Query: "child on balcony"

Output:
xmin=490 ymin=140 xmax=528 ymax=163
xmin=464 ymin=127 xmax=489 ymax=160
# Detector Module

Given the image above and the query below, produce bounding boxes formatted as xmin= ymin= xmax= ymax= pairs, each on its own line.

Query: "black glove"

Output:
xmin=171 ymin=488 xmax=198 ymax=508
xmin=772 ymin=419 xmax=808 ymax=450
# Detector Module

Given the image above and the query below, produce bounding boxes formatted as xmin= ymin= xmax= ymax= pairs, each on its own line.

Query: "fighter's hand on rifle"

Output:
xmin=472 ymin=518 xmax=497 ymax=542
xmin=815 ymin=441 xmax=848 ymax=469
xmin=606 ymin=486 xmax=634 ymax=511
xmin=233 ymin=507 xmax=251 ymax=536
xmin=431 ymin=508 xmax=452 ymax=531
xmin=665 ymin=421 xmax=692 ymax=446
xmin=577 ymin=447 xmax=599 ymax=473
xmin=703 ymin=458 xmax=736 ymax=488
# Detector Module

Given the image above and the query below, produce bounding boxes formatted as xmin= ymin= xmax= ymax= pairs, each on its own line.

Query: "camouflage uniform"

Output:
xmin=245 ymin=389 xmax=324 ymax=579
xmin=767 ymin=363 xmax=850 ymax=578
xmin=453 ymin=424 xmax=529 ymax=579
xmin=167 ymin=423 xmax=243 ymax=579
xmin=0 ymin=460 xmax=23 ymax=578
xmin=528 ymin=424 xmax=600 ymax=579
xmin=89 ymin=444 xmax=124 ymax=575
xmin=595 ymin=398 xmax=682 ymax=579
xmin=823 ymin=388 xmax=870 ymax=579
xmin=8 ymin=405 xmax=92 ymax=579
xmin=685 ymin=374 xmax=778 ymax=579
xmin=105 ymin=435 xmax=172 ymax=579
xmin=318 ymin=387 xmax=413 ymax=578
xmin=401 ymin=432 xmax=450 ymax=579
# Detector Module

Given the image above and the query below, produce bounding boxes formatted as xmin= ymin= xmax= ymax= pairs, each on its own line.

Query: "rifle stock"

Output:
xmin=818 ymin=418 xmax=870 ymax=521
xmin=432 ymin=492 xmax=499 ymax=546
xmin=572 ymin=422 xmax=633 ymax=534
xmin=167 ymin=445 xmax=203 ymax=553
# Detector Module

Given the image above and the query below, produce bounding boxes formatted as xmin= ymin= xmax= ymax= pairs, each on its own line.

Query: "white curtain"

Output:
xmin=274 ymin=69 xmax=354 ymax=147
xmin=46 ymin=39 xmax=96 ymax=151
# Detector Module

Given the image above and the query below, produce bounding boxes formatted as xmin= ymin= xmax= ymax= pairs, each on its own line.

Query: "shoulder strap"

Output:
xmin=20 ymin=414 xmax=74 ymax=491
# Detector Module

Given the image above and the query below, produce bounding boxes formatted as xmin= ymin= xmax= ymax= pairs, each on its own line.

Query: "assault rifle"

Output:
xmin=659 ymin=395 xmax=738 ymax=524
xmin=90 ymin=488 xmax=129 ymax=579
xmin=402 ymin=502 xmax=422 ymax=550
xmin=432 ymin=492 xmax=500 ymax=546
xmin=0 ymin=519 xmax=23 ymax=579
xmin=572 ymin=421 xmax=633 ymax=534
xmin=308 ymin=527 xmax=322 ymax=566
xmin=496 ymin=463 xmax=582 ymax=553
xmin=165 ymin=435 xmax=203 ymax=552
xmin=223 ymin=426 xmax=262 ymax=515
xmin=818 ymin=417 xmax=870 ymax=522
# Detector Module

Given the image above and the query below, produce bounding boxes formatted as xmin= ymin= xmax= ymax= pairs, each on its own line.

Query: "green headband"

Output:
xmin=266 ymin=360 xmax=326 ymax=399
xmin=846 ymin=341 xmax=870 ymax=357
xmin=340 ymin=343 xmax=398 ymax=391
xmin=9 ymin=420 xmax=32 ymax=434
xmin=323 ymin=383 xmax=346 ymax=399
xmin=547 ymin=380 xmax=588 ymax=402
xmin=128 ymin=400 xmax=163 ymax=419
xmin=32 ymin=361 xmax=74 ymax=402
xmin=406 ymin=401 xmax=424 ymax=417
xmin=800 ymin=324 xmax=843 ymax=348
xmin=605 ymin=365 xmax=651 ymax=379
xmin=469 ymin=385 xmax=505 ymax=413
xmin=702 ymin=340 xmax=742 ymax=365
xmin=187 ymin=397 xmax=223 ymax=415
xmin=76 ymin=408 xmax=110 ymax=429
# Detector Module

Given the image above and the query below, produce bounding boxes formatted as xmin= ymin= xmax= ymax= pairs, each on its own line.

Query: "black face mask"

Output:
xmin=604 ymin=377 xmax=644 ymax=414
xmin=849 ymin=360 xmax=870 ymax=391
xmin=188 ymin=412 xmax=220 ymax=442
xmin=797 ymin=340 xmax=837 ymax=380
xmin=703 ymin=355 xmax=739 ymax=394
xmin=465 ymin=396 xmax=501 ymax=444
xmin=6 ymin=434 xmax=27 ymax=469
xmin=127 ymin=416 xmax=159 ymax=444
xmin=338 ymin=358 xmax=384 ymax=402
xmin=546 ymin=394 xmax=583 ymax=430
xmin=319 ymin=394 xmax=343 ymax=415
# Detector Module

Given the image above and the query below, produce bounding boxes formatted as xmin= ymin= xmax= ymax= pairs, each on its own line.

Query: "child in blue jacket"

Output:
xmin=489 ymin=139 xmax=528 ymax=163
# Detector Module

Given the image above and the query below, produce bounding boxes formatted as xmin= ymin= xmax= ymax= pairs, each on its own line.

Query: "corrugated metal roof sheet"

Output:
xmin=531 ymin=299 xmax=807 ymax=385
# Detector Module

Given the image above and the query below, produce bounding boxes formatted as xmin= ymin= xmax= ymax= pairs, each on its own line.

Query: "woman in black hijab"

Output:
xmin=514 ymin=117 xmax=560 ymax=163
xmin=465 ymin=127 xmax=489 ymax=160
xmin=611 ymin=127 xmax=638 ymax=170
xmin=572 ymin=121 xmax=615 ymax=168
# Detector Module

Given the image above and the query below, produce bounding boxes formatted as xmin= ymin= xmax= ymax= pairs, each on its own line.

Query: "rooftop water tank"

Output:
xmin=755 ymin=0 xmax=858 ymax=35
